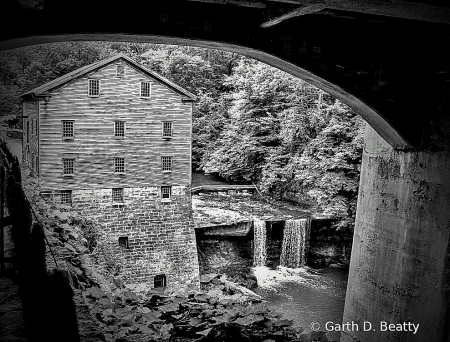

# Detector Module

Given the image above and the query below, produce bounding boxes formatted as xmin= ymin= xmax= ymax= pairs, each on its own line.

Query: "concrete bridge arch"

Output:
xmin=1 ymin=33 xmax=408 ymax=150
xmin=1 ymin=1 xmax=450 ymax=341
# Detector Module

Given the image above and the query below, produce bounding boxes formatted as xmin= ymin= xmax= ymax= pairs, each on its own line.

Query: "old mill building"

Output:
xmin=19 ymin=54 xmax=200 ymax=290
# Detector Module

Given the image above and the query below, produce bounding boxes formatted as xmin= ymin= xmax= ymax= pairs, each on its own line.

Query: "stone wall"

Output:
xmin=308 ymin=219 xmax=353 ymax=267
xmin=44 ymin=186 xmax=200 ymax=291
xmin=196 ymin=237 xmax=253 ymax=277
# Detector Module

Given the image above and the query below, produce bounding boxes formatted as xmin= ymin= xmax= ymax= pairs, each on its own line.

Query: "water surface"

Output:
xmin=253 ymin=266 xmax=348 ymax=341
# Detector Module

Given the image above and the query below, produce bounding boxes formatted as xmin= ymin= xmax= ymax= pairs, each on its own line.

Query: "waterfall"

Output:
xmin=253 ymin=219 xmax=267 ymax=266
xmin=280 ymin=218 xmax=310 ymax=268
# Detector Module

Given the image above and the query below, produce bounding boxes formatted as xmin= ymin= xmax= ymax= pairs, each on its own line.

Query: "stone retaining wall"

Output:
xmin=44 ymin=186 xmax=200 ymax=291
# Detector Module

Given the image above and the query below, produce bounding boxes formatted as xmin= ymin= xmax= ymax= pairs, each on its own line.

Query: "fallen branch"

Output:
xmin=218 ymin=276 xmax=264 ymax=301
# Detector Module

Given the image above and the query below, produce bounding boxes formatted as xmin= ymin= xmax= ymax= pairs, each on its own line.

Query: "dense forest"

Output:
xmin=0 ymin=41 xmax=364 ymax=229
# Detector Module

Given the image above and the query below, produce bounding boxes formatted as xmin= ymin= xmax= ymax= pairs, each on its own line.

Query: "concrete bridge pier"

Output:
xmin=342 ymin=125 xmax=450 ymax=342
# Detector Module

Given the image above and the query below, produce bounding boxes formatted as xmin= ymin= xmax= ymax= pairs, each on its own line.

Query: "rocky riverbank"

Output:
xmin=81 ymin=273 xmax=331 ymax=342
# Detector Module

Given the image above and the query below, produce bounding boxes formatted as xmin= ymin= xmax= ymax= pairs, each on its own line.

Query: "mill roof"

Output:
xmin=19 ymin=53 xmax=196 ymax=101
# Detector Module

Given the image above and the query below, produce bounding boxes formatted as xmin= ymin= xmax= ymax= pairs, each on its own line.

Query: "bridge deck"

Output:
xmin=191 ymin=184 xmax=256 ymax=193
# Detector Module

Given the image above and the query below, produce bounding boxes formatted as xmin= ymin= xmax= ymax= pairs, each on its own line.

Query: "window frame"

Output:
xmin=154 ymin=274 xmax=166 ymax=288
xmin=114 ymin=121 xmax=125 ymax=139
xmin=118 ymin=236 xmax=129 ymax=249
xmin=112 ymin=188 xmax=124 ymax=203
xmin=116 ymin=64 xmax=125 ymax=77
xmin=162 ymin=121 xmax=173 ymax=139
xmin=62 ymin=158 xmax=75 ymax=177
xmin=88 ymin=79 xmax=100 ymax=97
xmin=161 ymin=156 xmax=173 ymax=173
xmin=60 ymin=190 xmax=72 ymax=206
xmin=160 ymin=185 xmax=172 ymax=201
xmin=62 ymin=120 xmax=74 ymax=140
xmin=114 ymin=157 xmax=126 ymax=174
xmin=140 ymin=81 xmax=151 ymax=98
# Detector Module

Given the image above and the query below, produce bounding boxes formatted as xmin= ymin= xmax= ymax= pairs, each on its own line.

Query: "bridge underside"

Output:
xmin=2 ymin=0 xmax=450 ymax=150
xmin=1 ymin=1 xmax=450 ymax=341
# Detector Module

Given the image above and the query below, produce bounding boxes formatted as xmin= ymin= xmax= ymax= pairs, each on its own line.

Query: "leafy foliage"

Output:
xmin=0 ymin=42 xmax=364 ymax=228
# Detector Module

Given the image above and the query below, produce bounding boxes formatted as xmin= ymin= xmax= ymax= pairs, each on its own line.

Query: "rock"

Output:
xmin=198 ymin=323 xmax=252 ymax=342
xmin=122 ymin=291 xmax=138 ymax=302
xmin=206 ymin=288 xmax=222 ymax=298
xmin=194 ymin=293 xmax=209 ymax=302
xmin=189 ymin=317 xmax=203 ymax=327
xmin=200 ymin=309 xmax=216 ymax=319
xmin=98 ymin=298 xmax=114 ymax=308
xmin=234 ymin=314 xmax=265 ymax=326
xmin=85 ymin=287 xmax=106 ymax=299
xmin=114 ymin=307 xmax=132 ymax=318
xmin=117 ymin=318 xmax=133 ymax=327
xmin=160 ymin=323 xmax=173 ymax=339
xmin=141 ymin=310 xmax=163 ymax=323
xmin=75 ymin=245 xmax=88 ymax=254
xmin=138 ymin=306 xmax=151 ymax=314
xmin=172 ymin=297 xmax=189 ymax=305
xmin=200 ymin=273 xmax=219 ymax=283
xmin=63 ymin=242 xmax=77 ymax=254
xmin=196 ymin=327 xmax=212 ymax=336
xmin=158 ymin=302 xmax=179 ymax=313
xmin=272 ymin=319 xmax=293 ymax=328
xmin=212 ymin=312 xmax=234 ymax=324
xmin=298 ymin=331 xmax=328 ymax=341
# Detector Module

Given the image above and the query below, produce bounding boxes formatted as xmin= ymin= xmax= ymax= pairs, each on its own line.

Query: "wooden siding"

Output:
xmin=39 ymin=59 xmax=192 ymax=192
xmin=22 ymin=100 xmax=39 ymax=174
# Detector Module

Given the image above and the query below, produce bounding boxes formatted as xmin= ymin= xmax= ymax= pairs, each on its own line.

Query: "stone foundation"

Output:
xmin=44 ymin=186 xmax=200 ymax=291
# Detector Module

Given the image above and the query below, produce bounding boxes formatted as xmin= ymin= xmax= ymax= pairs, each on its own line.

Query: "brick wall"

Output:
xmin=45 ymin=186 xmax=200 ymax=291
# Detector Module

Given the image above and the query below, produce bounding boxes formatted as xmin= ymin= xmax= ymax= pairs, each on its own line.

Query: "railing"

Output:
xmin=191 ymin=184 xmax=256 ymax=194
xmin=0 ymin=137 xmax=80 ymax=342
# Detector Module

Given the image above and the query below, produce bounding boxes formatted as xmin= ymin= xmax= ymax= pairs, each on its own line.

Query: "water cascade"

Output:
xmin=253 ymin=219 xmax=267 ymax=266
xmin=280 ymin=218 xmax=311 ymax=268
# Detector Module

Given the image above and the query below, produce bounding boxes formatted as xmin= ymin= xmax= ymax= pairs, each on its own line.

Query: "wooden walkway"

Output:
xmin=191 ymin=184 xmax=256 ymax=194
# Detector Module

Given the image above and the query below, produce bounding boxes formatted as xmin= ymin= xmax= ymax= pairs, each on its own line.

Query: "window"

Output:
xmin=114 ymin=121 xmax=125 ymax=138
xmin=154 ymin=274 xmax=166 ymax=288
xmin=31 ymin=120 xmax=34 ymax=136
xmin=27 ymin=121 xmax=29 ymax=142
xmin=140 ymin=81 xmax=151 ymax=98
xmin=35 ymin=119 xmax=38 ymax=135
xmin=62 ymin=121 xmax=74 ymax=139
xmin=116 ymin=64 xmax=125 ymax=77
xmin=112 ymin=188 xmax=124 ymax=203
xmin=31 ymin=152 xmax=34 ymax=170
xmin=118 ymin=236 xmax=129 ymax=249
xmin=114 ymin=157 xmax=125 ymax=173
xmin=162 ymin=121 xmax=173 ymax=138
xmin=161 ymin=156 xmax=173 ymax=172
xmin=88 ymin=79 xmax=100 ymax=96
xmin=161 ymin=186 xmax=172 ymax=200
xmin=61 ymin=190 xmax=72 ymax=205
xmin=63 ymin=158 xmax=74 ymax=176
xmin=35 ymin=155 xmax=39 ymax=175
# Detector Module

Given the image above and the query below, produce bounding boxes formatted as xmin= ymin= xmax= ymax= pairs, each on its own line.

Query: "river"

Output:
xmin=253 ymin=265 xmax=348 ymax=341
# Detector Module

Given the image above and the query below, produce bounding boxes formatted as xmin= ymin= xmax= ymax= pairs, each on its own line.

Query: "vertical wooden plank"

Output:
xmin=0 ymin=161 xmax=4 ymax=272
